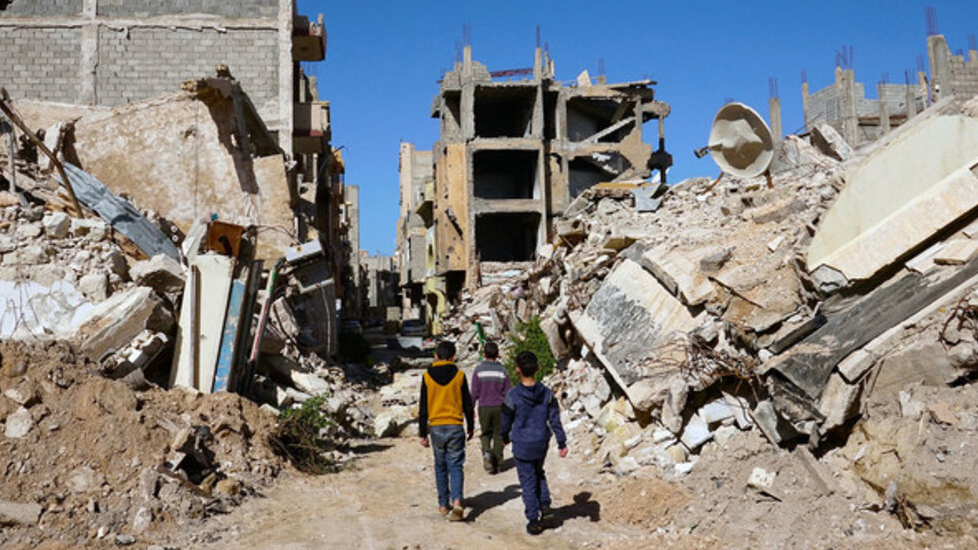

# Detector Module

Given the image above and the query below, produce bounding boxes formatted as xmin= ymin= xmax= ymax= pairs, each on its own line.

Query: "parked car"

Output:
xmin=401 ymin=319 xmax=425 ymax=337
xmin=340 ymin=319 xmax=363 ymax=335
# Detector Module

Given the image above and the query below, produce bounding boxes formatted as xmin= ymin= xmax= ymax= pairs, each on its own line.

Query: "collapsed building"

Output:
xmin=397 ymin=45 xmax=672 ymax=332
xmin=0 ymin=0 xmax=364 ymax=359
xmin=418 ymin=30 xmax=978 ymax=537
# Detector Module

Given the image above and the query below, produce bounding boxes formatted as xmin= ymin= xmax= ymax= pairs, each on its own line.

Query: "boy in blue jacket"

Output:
xmin=500 ymin=351 xmax=568 ymax=535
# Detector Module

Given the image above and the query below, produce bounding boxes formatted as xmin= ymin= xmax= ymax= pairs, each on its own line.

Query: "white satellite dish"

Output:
xmin=707 ymin=102 xmax=774 ymax=178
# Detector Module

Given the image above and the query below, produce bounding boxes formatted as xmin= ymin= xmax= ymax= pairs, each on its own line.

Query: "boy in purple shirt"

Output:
xmin=470 ymin=341 xmax=510 ymax=474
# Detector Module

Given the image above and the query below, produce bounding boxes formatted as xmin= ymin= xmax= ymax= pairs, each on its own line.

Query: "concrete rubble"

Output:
xmin=433 ymin=94 xmax=978 ymax=536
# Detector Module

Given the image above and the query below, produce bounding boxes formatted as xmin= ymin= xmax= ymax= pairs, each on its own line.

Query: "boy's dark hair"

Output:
xmin=516 ymin=351 xmax=539 ymax=378
xmin=483 ymin=341 xmax=499 ymax=360
xmin=436 ymin=340 xmax=456 ymax=361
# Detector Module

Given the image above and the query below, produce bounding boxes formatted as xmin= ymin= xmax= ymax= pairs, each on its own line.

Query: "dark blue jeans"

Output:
xmin=515 ymin=456 xmax=551 ymax=521
xmin=429 ymin=424 xmax=466 ymax=507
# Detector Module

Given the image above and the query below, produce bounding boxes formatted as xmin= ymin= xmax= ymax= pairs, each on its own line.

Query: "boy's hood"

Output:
xmin=514 ymin=382 xmax=547 ymax=405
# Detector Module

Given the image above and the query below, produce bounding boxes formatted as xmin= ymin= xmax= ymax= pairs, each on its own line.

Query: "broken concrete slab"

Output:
xmin=680 ymin=413 xmax=713 ymax=450
xmin=764 ymin=256 xmax=978 ymax=403
xmin=571 ymin=258 xmax=703 ymax=393
xmin=72 ymin=286 xmax=170 ymax=363
xmin=807 ymin=100 xmax=978 ymax=281
xmin=130 ymin=254 xmax=185 ymax=295
xmin=933 ymin=238 xmax=978 ymax=265
xmin=622 ymin=242 xmax=716 ymax=306
xmin=810 ymin=122 xmax=853 ymax=162
xmin=170 ymin=253 xmax=233 ymax=392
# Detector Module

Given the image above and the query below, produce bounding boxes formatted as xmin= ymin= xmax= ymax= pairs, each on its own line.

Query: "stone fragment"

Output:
xmin=810 ymin=122 xmax=853 ymax=161
xmin=132 ymin=507 xmax=153 ymax=534
xmin=752 ymin=400 xmax=783 ymax=444
xmin=817 ymin=372 xmax=862 ymax=431
xmin=130 ymin=254 xmax=185 ymax=295
xmin=747 ymin=467 xmax=776 ymax=490
xmin=106 ymin=249 xmax=128 ymax=278
xmin=699 ymin=399 xmax=734 ymax=426
xmin=72 ymin=286 xmax=171 ymax=362
xmin=115 ymin=534 xmax=136 ymax=546
xmin=78 ymin=271 xmax=110 ymax=301
xmin=3 ymin=245 xmax=47 ymax=265
xmin=70 ymin=218 xmax=108 ymax=240
xmin=4 ymin=406 xmax=33 ymax=438
xmin=699 ymin=247 xmax=733 ymax=273
xmin=4 ymin=379 xmax=39 ymax=407
xmin=15 ymin=223 xmax=42 ymax=240
xmin=679 ymin=413 xmax=712 ymax=451
xmin=0 ymin=499 xmax=42 ymax=526
xmin=722 ymin=392 xmax=754 ymax=430
xmin=42 ymin=212 xmax=70 ymax=239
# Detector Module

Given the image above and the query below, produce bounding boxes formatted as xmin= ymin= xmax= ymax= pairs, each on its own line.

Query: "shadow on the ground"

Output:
xmin=545 ymin=491 xmax=600 ymax=530
xmin=465 ymin=484 xmax=522 ymax=521
xmin=344 ymin=442 xmax=395 ymax=455
xmin=498 ymin=457 xmax=515 ymax=473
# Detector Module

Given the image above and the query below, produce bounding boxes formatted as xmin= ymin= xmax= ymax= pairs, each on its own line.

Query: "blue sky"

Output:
xmin=297 ymin=0 xmax=978 ymax=257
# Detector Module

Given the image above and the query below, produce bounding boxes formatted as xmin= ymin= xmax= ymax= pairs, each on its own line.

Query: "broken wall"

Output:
xmin=66 ymin=92 xmax=295 ymax=259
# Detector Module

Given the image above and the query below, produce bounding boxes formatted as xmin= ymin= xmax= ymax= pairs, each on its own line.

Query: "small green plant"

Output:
xmin=268 ymin=395 xmax=340 ymax=475
xmin=503 ymin=316 xmax=556 ymax=384
xmin=338 ymin=330 xmax=372 ymax=364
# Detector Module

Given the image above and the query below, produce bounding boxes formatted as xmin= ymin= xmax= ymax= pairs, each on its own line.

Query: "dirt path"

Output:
xmin=189 ymin=436 xmax=655 ymax=550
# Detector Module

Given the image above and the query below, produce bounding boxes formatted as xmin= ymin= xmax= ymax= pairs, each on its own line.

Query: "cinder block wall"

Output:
xmin=97 ymin=27 xmax=279 ymax=109
xmin=0 ymin=27 xmax=82 ymax=103
xmin=0 ymin=0 xmax=280 ymax=119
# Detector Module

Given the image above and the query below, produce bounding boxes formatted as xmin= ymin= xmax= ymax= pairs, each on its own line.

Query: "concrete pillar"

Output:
xmin=768 ymin=97 xmax=782 ymax=146
xmin=277 ymin=0 xmax=295 ymax=155
xmin=877 ymin=83 xmax=890 ymax=136
xmin=927 ymin=35 xmax=951 ymax=103
xmin=905 ymin=84 xmax=917 ymax=119
xmin=79 ymin=0 xmax=98 ymax=105
xmin=838 ymin=67 xmax=858 ymax=146
xmin=801 ymin=80 xmax=810 ymax=132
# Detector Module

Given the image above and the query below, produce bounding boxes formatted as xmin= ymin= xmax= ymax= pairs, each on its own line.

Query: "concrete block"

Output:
xmin=699 ymin=398 xmax=734 ymax=426
xmin=42 ymin=212 xmax=69 ymax=238
xmin=680 ymin=413 xmax=713 ymax=451
xmin=0 ymin=499 xmax=42 ymax=526
xmin=78 ymin=271 xmax=110 ymax=301
xmin=130 ymin=254 xmax=185 ymax=295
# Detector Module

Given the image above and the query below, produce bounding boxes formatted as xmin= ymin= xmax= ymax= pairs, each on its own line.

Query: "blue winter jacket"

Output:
xmin=500 ymin=382 xmax=567 ymax=461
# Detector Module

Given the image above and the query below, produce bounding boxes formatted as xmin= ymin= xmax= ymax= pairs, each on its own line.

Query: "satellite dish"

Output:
xmin=707 ymin=102 xmax=774 ymax=178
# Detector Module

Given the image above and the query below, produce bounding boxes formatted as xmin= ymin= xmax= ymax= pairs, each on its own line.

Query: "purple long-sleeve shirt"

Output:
xmin=470 ymin=360 xmax=511 ymax=408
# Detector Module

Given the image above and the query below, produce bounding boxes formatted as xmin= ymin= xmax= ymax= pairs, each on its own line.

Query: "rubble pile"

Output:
xmin=0 ymin=340 xmax=283 ymax=548
xmin=440 ymin=100 xmax=978 ymax=538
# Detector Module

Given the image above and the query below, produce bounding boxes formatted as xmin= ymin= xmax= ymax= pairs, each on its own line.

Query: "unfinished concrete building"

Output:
xmin=426 ymin=45 xmax=671 ymax=309
xmin=397 ymin=143 xmax=433 ymax=321
xmin=802 ymin=67 xmax=925 ymax=148
xmin=802 ymin=33 xmax=978 ymax=149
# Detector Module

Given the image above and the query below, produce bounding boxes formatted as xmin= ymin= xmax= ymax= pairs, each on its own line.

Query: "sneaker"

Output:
xmin=482 ymin=452 xmax=494 ymax=473
xmin=438 ymin=506 xmax=449 ymax=516
xmin=448 ymin=506 xmax=464 ymax=522
xmin=526 ymin=520 xmax=543 ymax=535
xmin=540 ymin=504 xmax=554 ymax=520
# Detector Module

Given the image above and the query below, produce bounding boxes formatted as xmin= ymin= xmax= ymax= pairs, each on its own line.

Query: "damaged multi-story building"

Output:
xmin=801 ymin=31 xmax=978 ymax=149
xmin=397 ymin=45 xmax=672 ymax=331
xmin=0 ymin=0 xmax=358 ymax=359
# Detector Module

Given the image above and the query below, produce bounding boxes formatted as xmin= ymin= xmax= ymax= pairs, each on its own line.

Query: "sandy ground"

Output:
xmin=188 ymin=435 xmax=659 ymax=550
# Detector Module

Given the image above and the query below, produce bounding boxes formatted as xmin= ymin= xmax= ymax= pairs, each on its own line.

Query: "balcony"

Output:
xmin=294 ymin=101 xmax=330 ymax=154
xmin=293 ymin=14 xmax=326 ymax=62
